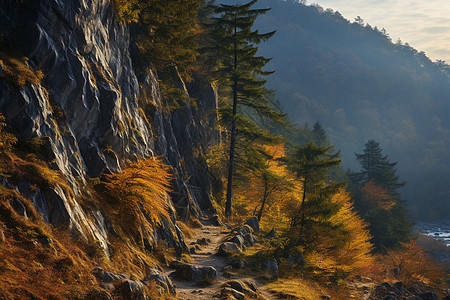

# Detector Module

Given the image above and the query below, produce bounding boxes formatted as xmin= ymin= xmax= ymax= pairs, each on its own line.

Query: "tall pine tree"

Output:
xmin=285 ymin=142 xmax=343 ymax=244
xmin=350 ymin=139 xmax=412 ymax=249
xmin=206 ymin=0 xmax=284 ymax=217
xmin=135 ymin=0 xmax=201 ymax=78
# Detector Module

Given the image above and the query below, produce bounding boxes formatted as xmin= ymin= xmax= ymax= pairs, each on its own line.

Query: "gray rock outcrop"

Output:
xmin=0 ymin=0 xmax=218 ymax=257
xmin=217 ymin=242 xmax=241 ymax=257
xmin=144 ymin=268 xmax=176 ymax=295
xmin=170 ymin=260 xmax=218 ymax=283
xmin=244 ymin=216 xmax=260 ymax=233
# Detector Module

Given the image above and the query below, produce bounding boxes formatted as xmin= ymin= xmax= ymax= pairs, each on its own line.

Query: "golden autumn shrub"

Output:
xmin=0 ymin=54 xmax=44 ymax=88
xmin=101 ymin=158 xmax=173 ymax=239
xmin=382 ymin=240 xmax=446 ymax=286
xmin=361 ymin=179 xmax=395 ymax=211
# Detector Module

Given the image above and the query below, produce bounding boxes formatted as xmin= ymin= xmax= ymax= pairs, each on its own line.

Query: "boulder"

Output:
xmin=393 ymin=281 xmax=403 ymax=290
xmin=218 ymin=242 xmax=241 ymax=256
xmin=116 ymin=280 xmax=145 ymax=300
xmin=237 ymin=225 xmax=253 ymax=236
xmin=288 ymin=254 xmax=305 ymax=267
xmin=372 ymin=285 xmax=388 ymax=298
xmin=243 ymin=280 xmax=258 ymax=293
xmin=208 ymin=215 xmax=223 ymax=226
xmin=144 ymin=268 xmax=176 ymax=295
xmin=225 ymin=280 xmax=258 ymax=298
xmin=221 ymin=287 xmax=245 ymax=300
xmin=93 ymin=267 xmax=127 ymax=283
xmin=261 ymin=259 xmax=279 ymax=279
xmin=381 ymin=282 xmax=392 ymax=290
xmin=99 ymin=283 xmax=115 ymax=292
xmin=223 ymin=265 xmax=232 ymax=272
xmin=172 ymin=262 xmax=218 ymax=283
xmin=230 ymin=235 xmax=245 ymax=249
xmin=409 ymin=284 xmax=423 ymax=295
xmin=231 ymin=260 xmax=246 ymax=269
xmin=244 ymin=216 xmax=260 ymax=233
xmin=242 ymin=233 xmax=256 ymax=246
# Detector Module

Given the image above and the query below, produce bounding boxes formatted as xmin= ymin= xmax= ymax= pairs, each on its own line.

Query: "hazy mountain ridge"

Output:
xmin=253 ymin=0 xmax=450 ymax=220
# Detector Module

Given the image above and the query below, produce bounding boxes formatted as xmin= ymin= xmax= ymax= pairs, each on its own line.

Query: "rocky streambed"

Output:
xmin=417 ymin=221 xmax=450 ymax=247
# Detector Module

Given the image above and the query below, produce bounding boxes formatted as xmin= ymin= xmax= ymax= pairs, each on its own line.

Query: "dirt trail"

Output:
xmin=168 ymin=224 xmax=272 ymax=300
xmin=170 ymin=225 xmax=228 ymax=299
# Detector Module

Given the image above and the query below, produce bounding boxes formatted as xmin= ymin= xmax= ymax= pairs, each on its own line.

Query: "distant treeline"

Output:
xmin=252 ymin=0 xmax=450 ymax=221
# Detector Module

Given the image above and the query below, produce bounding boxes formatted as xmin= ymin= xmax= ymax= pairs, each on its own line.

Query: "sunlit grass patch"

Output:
xmin=0 ymin=52 xmax=44 ymax=88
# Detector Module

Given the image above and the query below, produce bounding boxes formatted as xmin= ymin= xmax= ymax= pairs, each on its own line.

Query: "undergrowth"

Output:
xmin=96 ymin=158 xmax=172 ymax=243
xmin=0 ymin=51 xmax=44 ymax=88
xmin=0 ymin=114 xmax=179 ymax=298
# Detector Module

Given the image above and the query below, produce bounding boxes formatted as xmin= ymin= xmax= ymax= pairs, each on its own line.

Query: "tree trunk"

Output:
xmin=256 ymin=180 xmax=269 ymax=221
xmin=225 ymin=19 xmax=238 ymax=218
xmin=225 ymin=86 xmax=237 ymax=217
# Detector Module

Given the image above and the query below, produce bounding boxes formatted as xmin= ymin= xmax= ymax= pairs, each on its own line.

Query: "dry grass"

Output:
xmin=266 ymin=277 xmax=349 ymax=300
xmin=0 ymin=52 xmax=44 ymax=88
xmin=2 ymin=153 xmax=66 ymax=189
xmin=0 ymin=186 xmax=96 ymax=300
xmin=371 ymin=240 xmax=446 ymax=287
xmin=96 ymin=157 xmax=173 ymax=248
xmin=177 ymin=221 xmax=195 ymax=239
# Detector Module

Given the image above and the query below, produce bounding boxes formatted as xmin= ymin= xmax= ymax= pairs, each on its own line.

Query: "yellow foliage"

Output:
xmin=266 ymin=277 xmax=349 ymax=300
xmin=102 ymin=158 xmax=172 ymax=236
xmin=113 ymin=0 xmax=140 ymax=23
xmin=234 ymin=144 xmax=297 ymax=225
xmin=2 ymin=153 xmax=65 ymax=189
xmin=0 ymin=185 xmax=96 ymax=299
xmin=0 ymin=114 xmax=17 ymax=154
xmin=361 ymin=179 xmax=395 ymax=210
xmin=382 ymin=240 xmax=446 ymax=286
xmin=327 ymin=191 xmax=374 ymax=272
xmin=0 ymin=53 xmax=44 ymax=88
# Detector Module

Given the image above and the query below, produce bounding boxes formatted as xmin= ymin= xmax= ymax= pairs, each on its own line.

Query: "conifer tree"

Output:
xmin=206 ymin=0 xmax=284 ymax=217
xmin=351 ymin=139 xmax=405 ymax=195
xmin=285 ymin=142 xmax=343 ymax=243
xmin=311 ymin=121 xmax=328 ymax=147
xmin=136 ymin=0 xmax=201 ymax=78
xmin=350 ymin=139 xmax=412 ymax=249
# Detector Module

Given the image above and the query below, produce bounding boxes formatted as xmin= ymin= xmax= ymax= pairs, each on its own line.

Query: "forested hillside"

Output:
xmin=1 ymin=0 xmax=449 ymax=298
xmin=252 ymin=0 xmax=450 ymax=220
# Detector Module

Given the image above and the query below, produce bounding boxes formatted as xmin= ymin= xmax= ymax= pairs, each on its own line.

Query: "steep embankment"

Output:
xmin=0 ymin=0 xmax=219 ymax=297
xmin=0 ymin=0 xmax=217 ymax=254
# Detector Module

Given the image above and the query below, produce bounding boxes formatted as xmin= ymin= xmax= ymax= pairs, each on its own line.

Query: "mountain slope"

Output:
xmin=254 ymin=0 xmax=450 ymax=220
xmin=0 ymin=0 xmax=217 ymax=265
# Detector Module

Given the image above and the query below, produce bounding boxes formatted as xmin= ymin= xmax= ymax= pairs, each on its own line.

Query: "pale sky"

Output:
xmin=313 ymin=0 xmax=450 ymax=63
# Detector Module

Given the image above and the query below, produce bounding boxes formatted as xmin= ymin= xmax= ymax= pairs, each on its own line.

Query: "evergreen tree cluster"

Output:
xmin=253 ymin=0 xmax=450 ymax=220
xmin=113 ymin=0 xmax=414 ymax=253
xmin=203 ymin=0 xmax=285 ymax=217
xmin=349 ymin=140 xmax=412 ymax=249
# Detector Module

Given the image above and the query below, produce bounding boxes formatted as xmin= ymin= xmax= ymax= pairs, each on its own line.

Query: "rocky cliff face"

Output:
xmin=0 ymin=0 xmax=217 ymax=255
